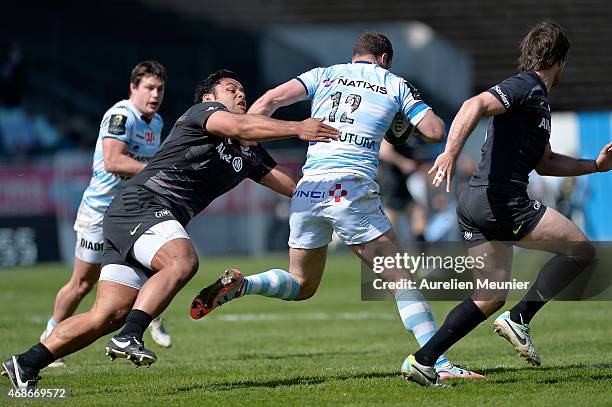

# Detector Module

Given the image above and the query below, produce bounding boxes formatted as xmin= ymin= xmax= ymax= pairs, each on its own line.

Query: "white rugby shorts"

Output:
xmin=73 ymin=201 xmax=105 ymax=264
xmin=289 ymin=173 xmax=391 ymax=249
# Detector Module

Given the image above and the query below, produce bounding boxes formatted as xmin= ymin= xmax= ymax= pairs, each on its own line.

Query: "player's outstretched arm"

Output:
xmin=206 ymin=111 xmax=339 ymax=143
xmin=536 ymin=141 xmax=612 ymax=176
xmin=103 ymin=138 xmax=146 ymax=177
xmin=259 ymin=167 xmax=298 ymax=197
xmin=247 ymin=79 xmax=308 ymax=117
xmin=429 ymin=92 xmax=505 ymax=192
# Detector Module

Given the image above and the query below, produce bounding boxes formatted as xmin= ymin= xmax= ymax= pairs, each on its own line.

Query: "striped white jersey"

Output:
xmin=82 ymin=99 xmax=163 ymax=213
xmin=297 ymin=61 xmax=430 ymax=179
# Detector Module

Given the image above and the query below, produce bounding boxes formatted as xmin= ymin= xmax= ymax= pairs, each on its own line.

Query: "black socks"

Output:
xmin=510 ymin=251 xmax=593 ymax=325
xmin=414 ymin=298 xmax=486 ymax=366
xmin=117 ymin=309 xmax=153 ymax=342
xmin=17 ymin=343 xmax=55 ymax=370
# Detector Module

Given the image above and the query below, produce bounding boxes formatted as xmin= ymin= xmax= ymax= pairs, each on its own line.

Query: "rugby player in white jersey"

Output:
xmin=40 ymin=61 xmax=172 ymax=366
xmin=191 ymin=32 xmax=484 ymax=381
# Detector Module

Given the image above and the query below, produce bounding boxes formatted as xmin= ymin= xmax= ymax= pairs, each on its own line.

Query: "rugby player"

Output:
xmin=1 ymin=69 xmax=339 ymax=389
xmin=40 ymin=61 xmax=172 ymax=368
xmin=191 ymin=33 xmax=484 ymax=381
xmin=404 ymin=22 xmax=612 ymax=386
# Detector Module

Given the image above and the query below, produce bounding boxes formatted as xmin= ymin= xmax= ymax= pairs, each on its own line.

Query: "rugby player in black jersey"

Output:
xmin=1 ymin=69 xmax=339 ymax=389
xmin=403 ymin=22 xmax=612 ymax=386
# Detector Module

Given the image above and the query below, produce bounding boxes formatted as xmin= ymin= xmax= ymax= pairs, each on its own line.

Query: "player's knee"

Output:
xmin=294 ymin=279 xmax=319 ymax=300
xmin=92 ymin=307 xmax=129 ymax=332
xmin=169 ymin=256 xmax=199 ymax=286
xmin=481 ymin=300 xmax=505 ymax=317
xmin=75 ymin=279 xmax=95 ymax=300
xmin=571 ymin=241 xmax=596 ymax=269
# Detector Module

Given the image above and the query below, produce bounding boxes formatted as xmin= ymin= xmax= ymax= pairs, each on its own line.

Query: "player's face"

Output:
xmin=130 ymin=74 xmax=165 ymax=118
xmin=212 ymin=78 xmax=247 ymax=114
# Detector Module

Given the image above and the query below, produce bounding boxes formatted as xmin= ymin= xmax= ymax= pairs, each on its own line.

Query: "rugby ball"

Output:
xmin=384 ymin=112 xmax=420 ymax=145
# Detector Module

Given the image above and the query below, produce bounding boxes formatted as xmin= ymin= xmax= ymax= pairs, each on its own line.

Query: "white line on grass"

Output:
xmin=214 ymin=312 xmax=396 ymax=322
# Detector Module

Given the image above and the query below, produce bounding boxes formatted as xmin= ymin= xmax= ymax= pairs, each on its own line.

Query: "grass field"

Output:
xmin=1 ymin=254 xmax=611 ymax=406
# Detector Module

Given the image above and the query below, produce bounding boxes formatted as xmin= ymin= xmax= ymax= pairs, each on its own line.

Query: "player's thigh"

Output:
xmin=351 ymin=229 xmax=411 ymax=284
xmin=351 ymin=228 xmax=402 ymax=267
xmin=331 ymin=181 xmax=392 ymax=246
xmin=517 ymin=207 xmax=592 ymax=257
xmin=289 ymin=246 xmax=327 ymax=288
xmin=520 ymin=206 xmax=588 ymax=242
xmin=131 ymin=220 xmax=197 ymax=273
xmin=288 ymin=188 xmax=334 ymax=249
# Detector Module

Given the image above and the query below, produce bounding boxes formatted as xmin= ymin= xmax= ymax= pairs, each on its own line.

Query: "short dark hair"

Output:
xmin=193 ymin=69 xmax=240 ymax=104
xmin=130 ymin=60 xmax=167 ymax=87
xmin=518 ymin=22 xmax=570 ymax=72
xmin=353 ymin=32 xmax=393 ymax=63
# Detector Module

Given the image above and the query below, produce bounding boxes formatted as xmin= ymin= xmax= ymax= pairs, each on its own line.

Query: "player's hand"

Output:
xmin=297 ymin=118 xmax=340 ymax=143
xmin=595 ymin=141 xmax=612 ymax=172
xmin=428 ymin=151 xmax=456 ymax=192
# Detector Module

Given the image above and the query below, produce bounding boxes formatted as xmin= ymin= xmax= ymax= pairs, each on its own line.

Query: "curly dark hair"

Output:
xmin=353 ymin=32 xmax=393 ymax=65
xmin=518 ymin=22 xmax=570 ymax=72
xmin=193 ymin=69 xmax=240 ymax=104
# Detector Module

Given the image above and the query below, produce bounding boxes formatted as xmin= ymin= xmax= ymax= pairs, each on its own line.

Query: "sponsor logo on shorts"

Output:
xmin=80 ymin=238 xmax=103 ymax=251
xmin=294 ymin=189 xmax=326 ymax=199
xmin=513 ymin=223 xmax=524 ymax=235
xmin=293 ymin=183 xmax=348 ymax=204
xmin=155 ymin=209 xmax=171 ymax=218
xmin=232 ymin=157 xmax=243 ymax=172
xmin=533 ymin=200 xmax=541 ymax=210
xmin=129 ymin=223 xmax=142 ymax=236
xmin=329 ymin=183 xmax=348 ymax=202
xmin=463 ymin=231 xmax=473 ymax=241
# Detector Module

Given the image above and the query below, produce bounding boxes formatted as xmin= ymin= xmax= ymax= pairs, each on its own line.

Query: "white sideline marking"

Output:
xmin=215 ymin=312 xmax=396 ymax=322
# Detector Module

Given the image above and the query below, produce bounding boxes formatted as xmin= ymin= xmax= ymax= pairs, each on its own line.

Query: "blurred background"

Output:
xmin=0 ymin=0 xmax=611 ymax=266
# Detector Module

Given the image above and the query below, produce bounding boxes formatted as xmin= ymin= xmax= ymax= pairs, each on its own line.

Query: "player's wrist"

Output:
xmin=293 ymin=121 xmax=304 ymax=138
xmin=593 ymin=158 xmax=602 ymax=173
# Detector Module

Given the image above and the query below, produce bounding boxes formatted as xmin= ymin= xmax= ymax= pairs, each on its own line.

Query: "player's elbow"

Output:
xmin=535 ymin=157 xmax=554 ymax=176
xmin=464 ymin=96 xmax=489 ymax=117
xmin=419 ymin=116 xmax=446 ymax=143
xmin=103 ymin=157 xmax=119 ymax=174
xmin=428 ymin=120 xmax=446 ymax=143
xmin=258 ymin=90 xmax=282 ymax=111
